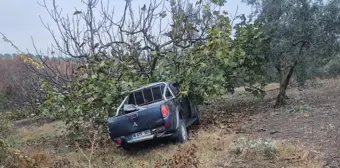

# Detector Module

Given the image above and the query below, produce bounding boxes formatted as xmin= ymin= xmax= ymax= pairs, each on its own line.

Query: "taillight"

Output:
xmin=116 ymin=139 xmax=122 ymax=145
xmin=164 ymin=121 xmax=169 ymax=126
xmin=161 ymin=105 xmax=169 ymax=118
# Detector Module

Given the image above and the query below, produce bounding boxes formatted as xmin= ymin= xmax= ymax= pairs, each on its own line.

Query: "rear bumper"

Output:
xmin=126 ymin=132 xmax=173 ymax=143
xmin=109 ymin=126 xmax=175 ymax=144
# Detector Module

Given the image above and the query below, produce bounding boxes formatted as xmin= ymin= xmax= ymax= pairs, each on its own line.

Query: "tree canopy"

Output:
xmin=244 ymin=0 xmax=340 ymax=106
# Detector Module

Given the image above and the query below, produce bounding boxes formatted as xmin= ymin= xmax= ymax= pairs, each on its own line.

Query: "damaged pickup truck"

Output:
xmin=107 ymin=82 xmax=200 ymax=150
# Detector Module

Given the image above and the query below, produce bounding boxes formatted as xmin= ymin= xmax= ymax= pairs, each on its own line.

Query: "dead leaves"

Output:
xmin=157 ymin=144 xmax=199 ymax=168
xmin=198 ymin=98 xmax=262 ymax=134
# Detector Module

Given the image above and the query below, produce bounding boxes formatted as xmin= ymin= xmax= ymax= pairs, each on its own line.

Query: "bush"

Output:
xmin=0 ymin=57 xmax=42 ymax=118
xmin=229 ymin=136 xmax=276 ymax=158
xmin=0 ymin=112 xmax=14 ymax=139
xmin=1 ymin=138 xmax=71 ymax=168
xmin=0 ymin=143 xmax=39 ymax=168
xmin=317 ymin=56 xmax=340 ymax=78
xmin=0 ymin=138 xmax=8 ymax=164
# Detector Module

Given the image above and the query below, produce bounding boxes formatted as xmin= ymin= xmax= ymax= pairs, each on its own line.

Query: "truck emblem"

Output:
xmin=133 ymin=122 xmax=138 ymax=127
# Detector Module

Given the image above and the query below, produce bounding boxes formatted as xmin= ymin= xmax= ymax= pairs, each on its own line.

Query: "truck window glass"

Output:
xmin=152 ymin=86 xmax=162 ymax=100
xmin=134 ymin=91 xmax=144 ymax=105
xmin=125 ymin=84 xmax=165 ymax=107
xmin=161 ymin=85 xmax=165 ymax=93
xmin=166 ymin=88 xmax=172 ymax=99
xmin=128 ymin=93 xmax=135 ymax=104
xmin=170 ymin=83 xmax=179 ymax=96
xmin=143 ymin=88 xmax=153 ymax=103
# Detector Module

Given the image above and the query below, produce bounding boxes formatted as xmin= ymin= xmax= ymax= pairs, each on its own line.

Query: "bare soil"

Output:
xmin=245 ymin=79 xmax=340 ymax=167
xmin=200 ymin=78 xmax=340 ymax=167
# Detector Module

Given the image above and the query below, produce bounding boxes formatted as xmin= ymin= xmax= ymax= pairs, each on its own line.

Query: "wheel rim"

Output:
xmin=181 ymin=123 xmax=187 ymax=141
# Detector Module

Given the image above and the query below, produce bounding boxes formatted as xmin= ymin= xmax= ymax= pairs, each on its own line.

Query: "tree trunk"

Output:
xmin=275 ymin=41 xmax=305 ymax=107
xmin=275 ymin=62 xmax=297 ymax=107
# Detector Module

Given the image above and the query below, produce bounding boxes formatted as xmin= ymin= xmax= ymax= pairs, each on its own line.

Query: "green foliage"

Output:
xmin=233 ymin=21 xmax=270 ymax=97
xmin=157 ymin=15 xmax=236 ymax=103
xmin=39 ymin=2 xmax=269 ymax=138
xmin=317 ymin=56 xmax=340 ymax=78
xmin=156 ymin=15 xmax=268 ymax=103
xmin=40 ymin=56 xmax=151 ymax=138
xmin=244 ymin=0 xmax=340 ymax=106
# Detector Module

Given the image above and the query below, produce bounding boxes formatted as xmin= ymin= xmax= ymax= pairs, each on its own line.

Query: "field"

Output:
xmin=5 ymin=78 xmax=340 ymax=167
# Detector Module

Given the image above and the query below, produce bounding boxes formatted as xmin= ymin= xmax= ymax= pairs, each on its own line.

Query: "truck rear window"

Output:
xmin=127 ymin=85 xmax=165 ymax=106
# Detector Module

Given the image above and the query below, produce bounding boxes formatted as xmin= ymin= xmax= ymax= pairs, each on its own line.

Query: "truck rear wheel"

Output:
xmin=175 ymin=119 xmax=188 ymax=143
xmin=121 ymin=142 xmax=131 ymax=150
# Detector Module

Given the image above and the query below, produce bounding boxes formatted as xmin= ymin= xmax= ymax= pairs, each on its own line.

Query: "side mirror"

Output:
xmin=124 ymin=104 xmax=138 ymax=112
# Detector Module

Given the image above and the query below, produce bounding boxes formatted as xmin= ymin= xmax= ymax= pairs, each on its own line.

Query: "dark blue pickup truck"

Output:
xmin=107 ymin=82 xmax=200 ymax=150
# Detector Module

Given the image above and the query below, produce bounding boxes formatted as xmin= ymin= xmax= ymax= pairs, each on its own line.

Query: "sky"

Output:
xmin=0 ymin=0 xmax=251 ymax=54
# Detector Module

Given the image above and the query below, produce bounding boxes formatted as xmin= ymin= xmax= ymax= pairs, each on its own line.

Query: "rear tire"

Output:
xmin=175 ymin=119 xmax=188 ymax=143
xmin=121 ymin=142 xmax=131 ymax=151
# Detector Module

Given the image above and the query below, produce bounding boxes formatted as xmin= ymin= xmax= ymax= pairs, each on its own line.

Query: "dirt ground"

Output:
xmin=245 ymin=79 xmax=340 ymax=167
xmin=200 ymin=78 xmax=340 ymax=167
xmin=6 ymin=78 xmax=340 ymax=167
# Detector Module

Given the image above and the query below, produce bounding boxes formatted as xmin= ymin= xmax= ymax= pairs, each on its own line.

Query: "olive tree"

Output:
xmin=243 ymin=0 xmax=340 ymax=107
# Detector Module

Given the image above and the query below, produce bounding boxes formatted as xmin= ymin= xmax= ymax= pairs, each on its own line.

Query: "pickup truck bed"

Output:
xmin=108 ymin=101 xmax=167 ymax=142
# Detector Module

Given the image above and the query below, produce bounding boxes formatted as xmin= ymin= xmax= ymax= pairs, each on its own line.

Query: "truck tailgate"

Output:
xmin=107 ymin=101 xmax=165 ymax=138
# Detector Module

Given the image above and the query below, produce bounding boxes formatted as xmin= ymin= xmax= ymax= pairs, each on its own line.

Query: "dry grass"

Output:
xmin=11 ymin=126 xmax=321 ymax=168
xmin=5 ymin=109 xmax=325 ymax=168
xmin=274 ymin=141 xmax=323 ymax=168
xmin=1 ymin=148 xmax=72 ymax=168
xmin=12 ymin=121 xmax=65 ymax=142
xmin=228 ymin=137 xmax=323 ymax=168
xmin=60 ymin=127 xmax=236 ymax=168
xmin=4 ymin=121 xmax=324 ymax=168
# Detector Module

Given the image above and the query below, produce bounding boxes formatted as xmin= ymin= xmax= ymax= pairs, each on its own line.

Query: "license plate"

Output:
xmin=130 ymin=130 xmax=151 ymax=139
